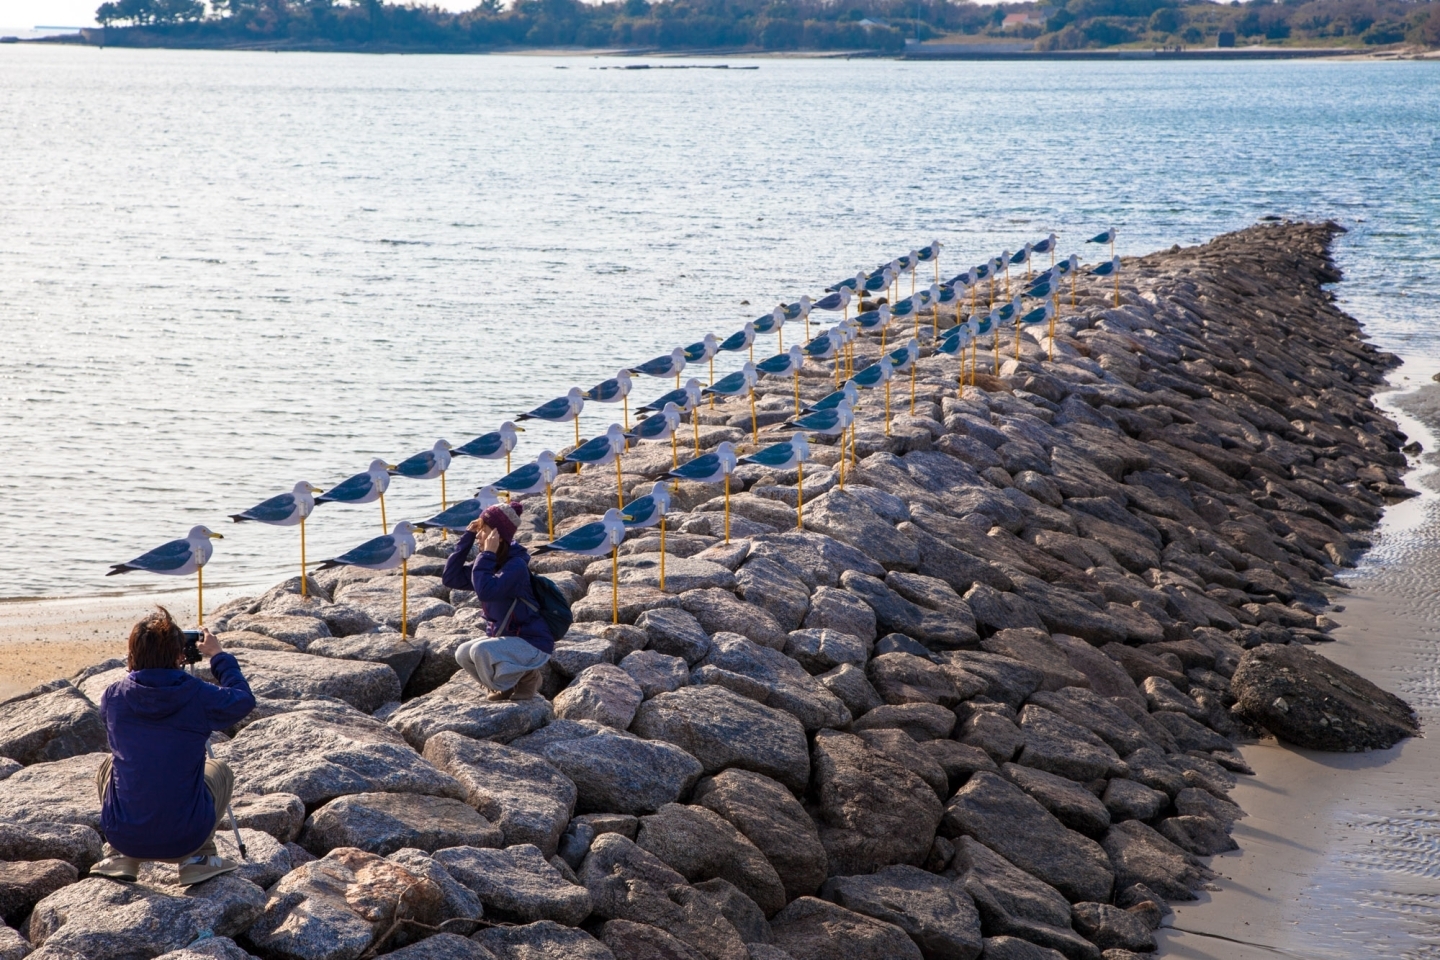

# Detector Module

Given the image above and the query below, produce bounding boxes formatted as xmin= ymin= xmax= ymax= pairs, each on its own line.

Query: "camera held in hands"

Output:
xmin=182 ymin=630 xmax=203 ymax=665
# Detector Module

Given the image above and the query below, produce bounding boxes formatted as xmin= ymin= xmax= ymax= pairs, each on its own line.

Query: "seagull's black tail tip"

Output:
xmin=105 ymin=565 xmax=130 ymax=576
xmin=317 ymin=560 xmax=342 ymax=571
xmin=230 ymin=514 xmax=250 ymax=523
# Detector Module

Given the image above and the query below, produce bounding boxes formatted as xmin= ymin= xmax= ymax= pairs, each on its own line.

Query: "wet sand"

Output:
xmin=1159 ymin=365 xmax=1440 ymax=959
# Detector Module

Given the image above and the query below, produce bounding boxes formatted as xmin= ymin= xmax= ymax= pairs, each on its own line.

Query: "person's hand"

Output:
xmin=198 ymin=627 xmax=222 ymax=659
xmin=466 ymin=519 xmax=485 ymax=536
xmin=479 ymin=527 xmax=503 ymax=554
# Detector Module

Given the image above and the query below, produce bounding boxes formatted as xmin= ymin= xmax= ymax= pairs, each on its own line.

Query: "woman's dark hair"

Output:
xmin=494 ymin=537 xmax=511 ymax=568
xmin=128 ymin=606 xmax=184 ymax=671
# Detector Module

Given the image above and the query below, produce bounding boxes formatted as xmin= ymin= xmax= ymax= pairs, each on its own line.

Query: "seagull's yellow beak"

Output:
xmin=385 ymin=464 xmax=398 ymax=471
xmin=208 ymin=532 xmax=224 ymax=540
xmin=622 ymin=515 xmax=634 ymax=522
xmin=513 ymin=425 xmax=526 ymax=432
xmin=311 ymin=486 xmax=324 ymax=494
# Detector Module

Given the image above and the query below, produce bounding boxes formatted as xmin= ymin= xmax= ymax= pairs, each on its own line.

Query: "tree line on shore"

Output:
xmin=89 ymin=0 xmax=1439 ymax=52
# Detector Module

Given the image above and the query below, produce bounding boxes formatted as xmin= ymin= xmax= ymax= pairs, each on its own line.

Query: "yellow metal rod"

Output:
xmin=659 ymin=516 xmax=667 ymax=592
xmin=300 ymin=518 xmax=307 ymax=598
xmin=616 ymin=455 xmax=624 ymax=510
xmin=546 ymin=483 xmax=554 ymax=540
xmin=611 ymin=546 xmax=619 ymax=625
xmin=401 ymin=558 xmax=409 ymax=640
xmin=197 ymin=565 xmax=204 ymax=627
xmin=380 ymin=492 xmax=387 ymax=535
xmin=724 ymin=474 xmax=731 ymax=544
xmin=796 ymin=459 xmax=804 ymax=530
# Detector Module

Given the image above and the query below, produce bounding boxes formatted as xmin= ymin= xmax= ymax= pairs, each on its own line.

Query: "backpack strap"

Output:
xmin=496 ymin=598 xmax=520 ymax=637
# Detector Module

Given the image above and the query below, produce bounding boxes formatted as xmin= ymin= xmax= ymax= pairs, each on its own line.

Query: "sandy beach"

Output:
xmin=1158 ymin=364 xmax=1440 ymax=959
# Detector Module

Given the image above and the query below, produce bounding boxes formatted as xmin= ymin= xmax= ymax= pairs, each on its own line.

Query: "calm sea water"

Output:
xmin=1 ymin=46 xmax=1437 ymax=600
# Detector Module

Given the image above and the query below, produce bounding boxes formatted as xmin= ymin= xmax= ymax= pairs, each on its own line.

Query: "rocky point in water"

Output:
xmin=0 ymin=221 xmax=1419 ymax=960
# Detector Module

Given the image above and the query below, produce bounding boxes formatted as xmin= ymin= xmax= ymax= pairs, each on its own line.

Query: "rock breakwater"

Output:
xmin=0 ymin=221 xmax=1421 ymax=960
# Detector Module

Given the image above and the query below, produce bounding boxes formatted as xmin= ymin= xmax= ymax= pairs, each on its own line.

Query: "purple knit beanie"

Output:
xmin=480 ymin=501 xmax=522 ymax=542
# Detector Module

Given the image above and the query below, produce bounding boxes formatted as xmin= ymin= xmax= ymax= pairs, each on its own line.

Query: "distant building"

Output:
xmin=1001 ymin=12 xmax=1045 ymax=28
xmin=856 ymin=17 xmax=889 ymax=28
xmin=1217 ymin=29 xmax=1236 ymax=47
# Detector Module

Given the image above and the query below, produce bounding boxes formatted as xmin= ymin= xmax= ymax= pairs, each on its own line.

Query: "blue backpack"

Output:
xmin=525 ymin=572 xmax=573 ymax=643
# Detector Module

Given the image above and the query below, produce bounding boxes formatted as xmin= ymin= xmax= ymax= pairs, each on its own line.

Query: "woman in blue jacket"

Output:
xmin=91 ymin=607 xmax=255 ymax=886
xmin=443 ymin=500 xmax=554 ymax=701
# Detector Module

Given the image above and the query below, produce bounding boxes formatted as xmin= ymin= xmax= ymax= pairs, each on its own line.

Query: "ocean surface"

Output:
xmin=1 ymin=46 xmax=1437 ymax=602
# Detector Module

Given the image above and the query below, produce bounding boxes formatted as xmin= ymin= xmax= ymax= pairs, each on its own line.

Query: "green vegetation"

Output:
xmin=89 ymin=0 xmax=1439 ymax=51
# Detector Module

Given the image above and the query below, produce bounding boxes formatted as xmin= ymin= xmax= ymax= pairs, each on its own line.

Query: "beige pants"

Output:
xmin=96 ymin=755 xmax=234 ymax=862
xmin=455 ymin=636 xmax=549 ymax=693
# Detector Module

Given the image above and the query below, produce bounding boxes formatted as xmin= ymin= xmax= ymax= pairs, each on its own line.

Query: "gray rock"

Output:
xmin=636 ymin=804 xmax=787 ymax=916
xmin=957 ymin=711 xmax=1025 ymax=763
xmin=1016 ymin=706 xmax=1128 ymax=783
xmin=307 ymin=633 xmax=424 ymax=688
xmin=599 ymin=920 xmax=706 ymax=960
xmin=579 ymin=834 xmax=748 ymax=960
xmin=841 ymin=572 xmax=976 ymax=649
xmin=783 ymin=629 xmax=868 ymax=676
xmin=636 ymin=608 xmax=712 ymax=665
xmin=226 ymin=613 xmax=333 ymax=650
xmin=1231 ymin=643 xmax=1417 ymax=751
xmin=980 ymin=630 xmax=1089 ymax=692
xmin=858 ymin=728 xmax=949 ymax=799
xmin=0 ymin=752 xmax=107 ymax=829
xmin=0 ymin=758 xmax=21 ymax=781
xmin=152 ymin=936 xmax=258 ymax=960
xmin=632 ymin=685 xmax=810 ymax=793
xmin=877 ymin=632 xmax=935 ymax=659
xmin=901 ymin=523 xmax=1015 ymax=596
xmin=0 ymin=685 xmax=108 ymax=766
xmin=747 ymin=531 xmax=886 ymax=589
xmin=473 ymin=920 xmax=615 ymax=960
xmin=691 ymin=877 xmax=771 ymax=944
xmin=229 ymin=792 xmax=306 ymax=843
xmin=817 ymin=664 xmax=883 ymax=718
xmin=27 ymin=875 xmax=264 ymax=960
xmin=979 ymin=936 xmax=1068 ymax=960
xmin=405 ymin=633 xmax=468 ymax=698
xmin=1140 ymin=676 xmax=1204 ymax=718
xmin=386 ymin=674 xmax=553 ymax=749
xmin=214 ymin=714 xmax=464 ymax=808
xmin=385 ymin=848 xmax=483 ymax=929
xmin=547 ymin=635 xmax=618 ymax=680
xmin=693 ymin=769 xmax=828 ymax=901
xmin=435 ymin=844 xmax=592 ymax=926
xmin=1174 ymin=786 xmax=1243 ymax=825
xmin=152 ymin=828 xmax=291 ymax=890
xmin=920 ymin=741 xmax=999 ymax=789
xmin=1050 ymin=635 xmax=1144 ymax=706
xmin=768 ymin=896 xmax=923 ymax=960
xmin=1000 ymin=763 xmax=1110 ymax=837
xmin=962 ymin=584 xmax=1046 ymax=634
xmin=0 ymin=859 xmax=77 ymax=926
xmin=844 ymin=484 xmax=911 ymax=523
xmin=1070 ymin=902 xmax=1155 ymax=953
xmin=803 ymin=489 xmax=919 ymax=571
xmin=696 ymin=633 xmax=850 ymax=732
xmin=937 ymin=652 xmax=1043 ymax=709
xmin=198 ymin=648 xmax=399 ymax=714
xmin=1025 ymin=689 xmax=1159 ymax=757
xmin=950 ymin=838 xmax=1097 ymax=960
xmin=540 ymin=729 xmax=703 ymax=815
xmin=0 ymin=820 xmax=100 ymax=871
xmin=1156 ymin=813 xmax=1237 ymax=856
xmin=801 ymin=587 xmax=879 ymax=645
xmin=1118 ymin=748 xmax=1186 ymax=798
xmin=852 ymin=703 xmax=957 ymax=741
xmin=588 ymin=553 xmax=737 ymax=594
xmin=886 ymin=572 xmax=980 ymax=635
xmin=423 ymin=732 xmax=576 ymax=856
xmin=679 ymin=589 xmax=787 ymax=650
xmin=299 ymin=792 xmax=501 ymax=856
xmin=619 ymin=650 xmax=691 ymax=699
xmin=820 ymin=864 xmax=983 ymax=960
xmin=333 ymin=575 xmax=456 ymax=634
xmin=736 ymin=557 xmax=812 ymax=632
xmin=1102 ymin=779 xmax=1169 ymax=823
xmin=383 ymin=933 xmax=496 ymax=960
xmin=942 ymin=771 xmax=1114 ymax=903
xmin=811 ymin=730 xmax=943 ymax=876
xmin=244 ymin=847 xmax=450 ymax=960
xmin=554 ymin=664 xmax=643 ymax=730
xmin=1100 ymin=820 xmax=1212 ymax=901
xmin=1147 ymin=711 xmax=1232 ymax=753
xmin=868 ymin=653 xmax=962 ymax=707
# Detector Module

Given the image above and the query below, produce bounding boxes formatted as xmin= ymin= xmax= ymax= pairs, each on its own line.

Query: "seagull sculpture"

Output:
xmin=683 ymin=335 xmax=720 ymax=399
xmin=108 ymin=525 xmax=223 ymax=624
xmin=417 ymin=486 xmax=500 ymax=533
xmin=756 ymin=344 xmax=805 ymax=416
xmin=621 ymin=481 xmax=674 ymax=589
xmin=717 ymin=321 xmax=756 ymax=363
xmin=1092 ymin=255 xmax=1123 ymax=306
xmin=534 ymin=508 xmax=631 ymax=623
xmin=1032 ymin=232 xmax=1059 ymax=267
xmin=319 ymin=521 xmax=418 ymax=638
xmin=888 ymin=337 xmax=920 ymax=417
xmin=231 ymin=481 xmax=323 ymax=596
xmin=584 ymin=370 xmax=635 ymax=432
xmin=392 ymin=439 xmax=454 ymax=516
xmin=740 ymin=434 xmax=810 ymax=530
xmin=704 ymin=361 xmax=760 ymax=444
xmin=518 ymin=386 xmax=586 ymax=448
xmin=627 ymin=402 xmax=684 ymax=477
xmin=630 ymin=346 xmax=688 ymax=393
xmin=752 ymin=307 xmax=786 ymax=353
xmin=316 ymin=458 xmax=395 ymax=533
xmin=564 ymin=423 xmax=629 ymax=509
xmin=1087 ymin=228 xmax=1118 ymax=259
xmin=453 ymin=421 xmax=525 ymax=476
xmin=494 ymin=451 xmax=560 ymax=540
xmin=662 ymin=440 xmax=739 ymax=542
xmin=917 ymin=239 xmax=942 ymax=286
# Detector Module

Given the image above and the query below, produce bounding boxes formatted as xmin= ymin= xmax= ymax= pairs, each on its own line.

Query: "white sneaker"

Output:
xmin=177 ymin=854 xmax=238 ymax=887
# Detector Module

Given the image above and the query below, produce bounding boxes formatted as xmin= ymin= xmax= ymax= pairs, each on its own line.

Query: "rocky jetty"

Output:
xmin=0 ymin=221 xmax=1421 ymax=960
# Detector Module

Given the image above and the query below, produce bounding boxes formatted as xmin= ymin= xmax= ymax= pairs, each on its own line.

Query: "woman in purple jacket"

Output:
xmin=443 ymin=500 xmax=554 ymax=701
xmin=91 ymin=606 xmax=255 ymax=886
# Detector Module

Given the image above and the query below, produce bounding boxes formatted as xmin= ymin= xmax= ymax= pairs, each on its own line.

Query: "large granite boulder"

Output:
xmin=554 ymin=664 xmax=644 ymax=730
xmin=229 ymin=792 xmax=307 ymax=843
xmin=636 ymin=608 xmax=712 ymax=665
xmin=820 ymin=864 xmax=983 ymax=960
xmin=635 ymin=803 xmax=787 ymax=916
xmin=1231 ymin=643 xmax=1418 ymax=750
xmin=694 ymin=633 xmax=850 ymax=731
xmin=214 ymin=714 xmax=464 ymax=808
xmin=0 ymin=752 xmax=108 ymax=829
xmin=0 ymin=684 xmax=108 ymax=766
xmin=1100 ymin=820 xmax=1213 ymax=901
xmin=693 ymin=768 xmax=828 ymax=900
xmin=473 ymin=920 xmax=615 ymax=960
xmin=0 ymin=820 xmax=101 ymax=871
xmin=422 ymin=733 xmax=577 ymax=856
xmin=631 ymin=685 xmax=810 ymax=793
xmin=197 ymin=648 xmax=399 ymax=713
xmin=435 ymin=844 xmax=592 ymax=926
xmin=811 ymin=730 xmax=943 ymax=876
xmin=386 ymin=675 xmax=553 ymax=750
xmin=538 ymin=729 xmax=703 ymax=815
xmin=736 ymin=556 xmax=813 ymax=632
xmin=768 ymin=896 xmax=923 ymax=960
xmin=299 ymin=792 xmax=502 ymax=856
xmin=803 ymin=488 xmax=919 ymax=570
xmin=0 ymin=859 xmax=78 ymax=926
xmin=679 ymin=589 xmax=787 ymax=650
xmin=942 ymin=771 xmax=1114 ymax=904
xmin=307 ymin=633 xmax=424 ymax=688
xmin=950 ymin=837 xmax=1098 ymax=960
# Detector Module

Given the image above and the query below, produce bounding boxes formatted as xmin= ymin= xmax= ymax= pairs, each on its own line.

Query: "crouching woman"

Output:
xmin=443 ymin=501 xmax=553 ymax=701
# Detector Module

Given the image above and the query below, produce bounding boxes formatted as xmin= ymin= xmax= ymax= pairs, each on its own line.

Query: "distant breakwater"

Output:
xmin=0 ymin=221 xmax=1423 ymax=960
